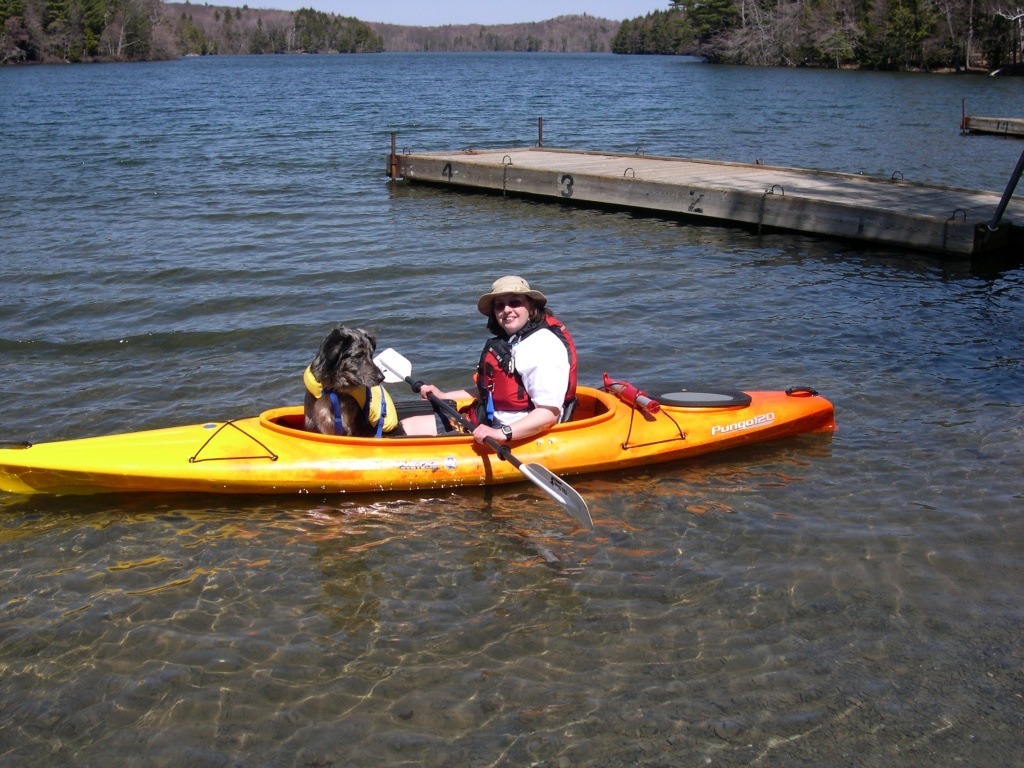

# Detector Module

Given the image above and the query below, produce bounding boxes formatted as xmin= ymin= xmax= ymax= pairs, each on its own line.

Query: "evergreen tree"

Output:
xmin=859 ymin=0 xmax=937 ymax=68
xmin=612 ymin=9 xmax=689 ymax=54
xmin=672 ymin=0 xmax=740 ymax=42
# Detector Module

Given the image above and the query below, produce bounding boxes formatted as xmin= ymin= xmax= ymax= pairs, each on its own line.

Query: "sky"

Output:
xmin=215 ymin=1 xmax=671 ymax=26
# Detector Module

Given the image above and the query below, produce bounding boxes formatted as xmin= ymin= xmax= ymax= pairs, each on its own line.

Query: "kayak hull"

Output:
xmin=0 ymin=386 xmax=835 ymax=496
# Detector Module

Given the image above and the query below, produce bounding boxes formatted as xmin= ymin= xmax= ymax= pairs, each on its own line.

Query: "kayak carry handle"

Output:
xmin=602 ymin=373 xmax=661 ymax=414
xmin=785 ymin=386 xmax=819 ymax=397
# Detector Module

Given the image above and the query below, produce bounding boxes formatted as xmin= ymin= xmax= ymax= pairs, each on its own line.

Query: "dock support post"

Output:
xmin=537 ymin=117 xmax=543 ymax=148
xmin=987 ymin=144 xmax=1024 ymax=230
xmin=388 ymin=132 xmax=398 ymax=181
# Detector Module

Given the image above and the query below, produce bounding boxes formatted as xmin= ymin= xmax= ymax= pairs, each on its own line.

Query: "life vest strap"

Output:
xmin=328 ymin=386 xmax=388 ymax=437
xmin=308 ymin=362 xmax=395 ymax=437
xmin=329 ymin=391 xmax=344 ymax=435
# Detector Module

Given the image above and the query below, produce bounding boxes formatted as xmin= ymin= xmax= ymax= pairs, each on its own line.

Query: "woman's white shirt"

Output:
xmin=494 ymin=328 xmax=569 ymax=426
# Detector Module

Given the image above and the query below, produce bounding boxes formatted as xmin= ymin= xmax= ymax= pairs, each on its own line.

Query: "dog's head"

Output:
xmin=310 ymin=325 xmax=384 ymax=393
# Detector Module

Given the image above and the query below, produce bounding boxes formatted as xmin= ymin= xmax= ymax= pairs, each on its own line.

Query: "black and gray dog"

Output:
xmin=303 ymin=325 xmax=386 ymax=436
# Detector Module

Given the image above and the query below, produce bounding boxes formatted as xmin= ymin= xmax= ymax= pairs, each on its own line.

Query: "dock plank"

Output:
xmin=392 ymin=147 xmax=1024 ymax=257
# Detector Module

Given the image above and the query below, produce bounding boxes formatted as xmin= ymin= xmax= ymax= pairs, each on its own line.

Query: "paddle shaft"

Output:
xmin=407 ymin=378 xmax=518 ymax=463
xmin=374 ymin=348 xmax=592 ymax=529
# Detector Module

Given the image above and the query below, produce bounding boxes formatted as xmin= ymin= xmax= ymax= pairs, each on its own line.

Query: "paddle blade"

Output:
xmin=520 ymin=463 xmax=593 ymax=530
xmin=373 ymin=348 xmax=412 ymax=384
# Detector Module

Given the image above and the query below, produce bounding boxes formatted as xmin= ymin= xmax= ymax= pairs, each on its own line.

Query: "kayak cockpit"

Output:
xmin=258 ymin=387 xmax=621 ymax=443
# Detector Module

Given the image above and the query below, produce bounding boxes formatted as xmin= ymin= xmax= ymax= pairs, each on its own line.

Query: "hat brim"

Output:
xmin=477 ymin=289 xmax=547 ymax=315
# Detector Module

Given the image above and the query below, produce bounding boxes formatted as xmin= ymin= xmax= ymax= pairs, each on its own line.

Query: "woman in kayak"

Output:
xmin=400 ymin=275 xmax=578 ymax=444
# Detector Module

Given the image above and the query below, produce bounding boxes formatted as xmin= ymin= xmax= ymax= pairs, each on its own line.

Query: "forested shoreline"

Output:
xmin=368 ymin=16 xmax=617 ymax=53
xmin=0 ymin=1 xmax=616 ymax=62
xmin=0 ymin=0 xmax=385 ymax=62
xmin=614 ymin=0 xmax=1024 ymax=73
xmin=2 ymin=0 xmax=1022 ymax=72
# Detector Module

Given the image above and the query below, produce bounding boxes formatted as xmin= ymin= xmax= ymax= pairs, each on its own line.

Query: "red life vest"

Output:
xmin=469 ymin=313 xmax=578 ymax=425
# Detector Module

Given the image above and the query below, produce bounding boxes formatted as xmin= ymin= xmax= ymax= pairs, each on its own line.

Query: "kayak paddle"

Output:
xmin=374 ymin=348 xmax=593 ymax=530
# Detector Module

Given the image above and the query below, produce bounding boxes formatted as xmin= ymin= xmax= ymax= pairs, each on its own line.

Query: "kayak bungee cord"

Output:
xmin=189 ymin=420 xmax=279 ymax=463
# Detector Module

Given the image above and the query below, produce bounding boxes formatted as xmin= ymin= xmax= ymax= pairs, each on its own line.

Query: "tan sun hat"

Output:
xmin=477 ymin=275 xmax=548 ymax=315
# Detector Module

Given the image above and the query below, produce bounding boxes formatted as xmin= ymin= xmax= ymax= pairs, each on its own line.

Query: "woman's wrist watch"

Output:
xmin=500 ymin=425 xmax=513 ymax=442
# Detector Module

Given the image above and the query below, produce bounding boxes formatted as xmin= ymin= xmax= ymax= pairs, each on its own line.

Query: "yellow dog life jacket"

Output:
xmin=303 ymin=365 xmax=399 ymax=436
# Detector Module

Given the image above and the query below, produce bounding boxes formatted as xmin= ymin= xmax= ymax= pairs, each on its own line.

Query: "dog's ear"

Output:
xmin=311 ymin=325 xmax=351 ymax=383
xmin=332 ymin=326 xmax=356 ymax=353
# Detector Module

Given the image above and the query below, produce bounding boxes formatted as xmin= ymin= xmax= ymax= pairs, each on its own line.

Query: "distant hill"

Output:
xmin=368 ymin=15 xmax=620 ymax=53
xmin=164 ymin=5 xmax=619 ymax=56
xmin=1 ymin=1 xmax=619 ymax=64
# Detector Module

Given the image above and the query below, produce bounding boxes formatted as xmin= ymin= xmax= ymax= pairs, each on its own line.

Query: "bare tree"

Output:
xmin=995 ymin=4 xmax=1024 ymax=63
xmin=930 ymin=0 xmax=977 ymax=69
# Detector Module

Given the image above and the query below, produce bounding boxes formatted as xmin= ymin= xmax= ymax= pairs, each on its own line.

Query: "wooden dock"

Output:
xmin=961 ymin=115 xmax=1024 ymax=138
xmin=389 ymin=145 xmax=1024 ymax=257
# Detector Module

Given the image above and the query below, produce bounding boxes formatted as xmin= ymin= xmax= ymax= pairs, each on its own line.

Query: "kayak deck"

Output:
xmin=0 ymin=386 xmax=835 ymax=496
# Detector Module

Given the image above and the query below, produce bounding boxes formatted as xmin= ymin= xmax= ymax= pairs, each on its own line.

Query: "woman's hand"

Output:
xmin=418 ymin=384 xmax=473 ymax=402
xmin=417 ymin=383 xmax=443 ymax=401
xmin=472 ymin=424 xmax=505 ymax=444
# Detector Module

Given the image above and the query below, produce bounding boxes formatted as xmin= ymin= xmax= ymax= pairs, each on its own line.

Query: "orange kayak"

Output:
xmin=0 ymin=385 xmax=834 ymax=496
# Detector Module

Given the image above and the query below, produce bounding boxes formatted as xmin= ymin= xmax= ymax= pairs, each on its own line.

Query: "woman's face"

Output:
xmin=493 ymin=294 xmax=532 ymax=335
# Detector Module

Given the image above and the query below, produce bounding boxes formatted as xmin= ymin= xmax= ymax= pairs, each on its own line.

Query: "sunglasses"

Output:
xmin=493 ymin=297 xmax=526 ymax=311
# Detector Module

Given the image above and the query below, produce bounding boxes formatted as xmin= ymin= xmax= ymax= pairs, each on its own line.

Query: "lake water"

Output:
xmin=1 ymin=53 xmax=1023 ymax=766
